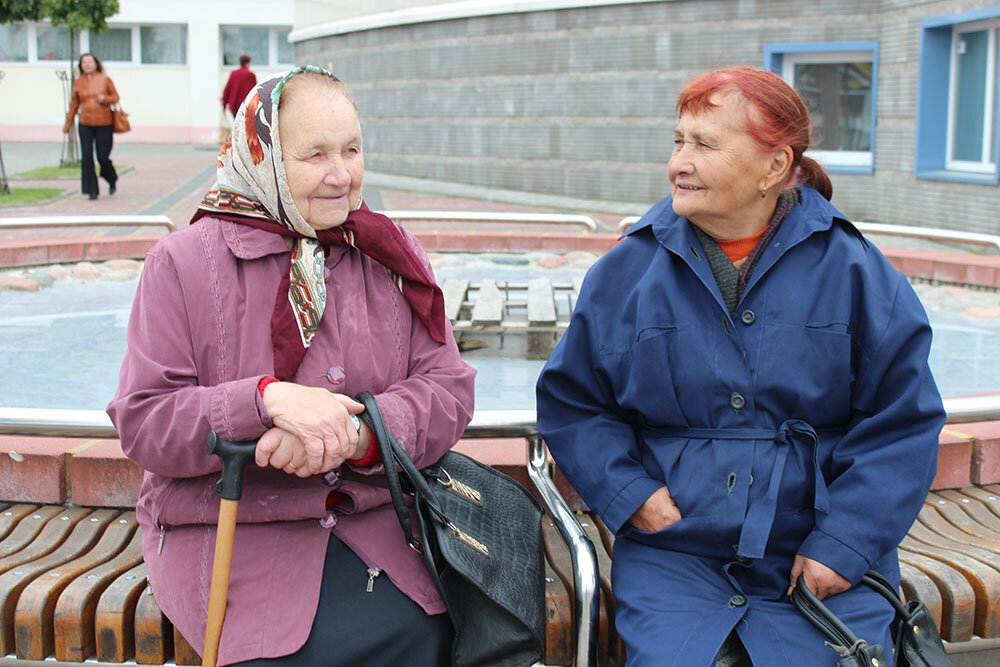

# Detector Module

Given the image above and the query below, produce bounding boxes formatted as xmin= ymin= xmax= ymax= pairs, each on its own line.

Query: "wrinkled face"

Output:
xmin=667 ymin=93 xmax=773 ymax=233
xmin=279 ymin=82 xmax=364 ymax=231
xmin=80 ymin=55 xmax=97 ymax=74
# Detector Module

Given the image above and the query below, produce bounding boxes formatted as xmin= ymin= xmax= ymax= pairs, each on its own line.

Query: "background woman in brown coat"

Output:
xmin=63 ymin=53 xmax=119 ymax=200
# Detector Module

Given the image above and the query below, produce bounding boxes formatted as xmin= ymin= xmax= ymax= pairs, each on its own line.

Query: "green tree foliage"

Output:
xmin=42 ymin=0 xmax=119 ymax=34
xmin=0 ymin=0 xmax=45 ymax=23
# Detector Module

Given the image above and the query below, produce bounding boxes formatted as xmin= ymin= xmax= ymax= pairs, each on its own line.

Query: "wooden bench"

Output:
xmin=2 ymin=488 xmax=1000 ymax=665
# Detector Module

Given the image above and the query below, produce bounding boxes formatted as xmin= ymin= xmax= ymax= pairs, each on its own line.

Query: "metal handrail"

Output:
xmin=381 ymin=209 xmax=598 ymax=232
xmin=0 ymin=215 xmax=176 ymax=233
xmin=1 ymin=395 xmax=997 ymax=667
xmin=617 ymin=215 xmax=1000 ymax=252
xmin=854 ymin=222 xmax=1000 ymax=252
xmin=618 ymin=215 xmax=640 ymax=233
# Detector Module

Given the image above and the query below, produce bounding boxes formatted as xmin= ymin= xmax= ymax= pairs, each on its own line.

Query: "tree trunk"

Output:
xmin=61 ymin=30 xmax=79 ymax=166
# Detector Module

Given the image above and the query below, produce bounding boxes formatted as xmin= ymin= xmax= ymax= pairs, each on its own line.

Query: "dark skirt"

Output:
xmin=231 ymin=535 xmax=453 ymax=666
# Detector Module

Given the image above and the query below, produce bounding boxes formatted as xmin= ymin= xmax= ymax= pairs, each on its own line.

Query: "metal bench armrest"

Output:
xmin=527 ymin=434 xmax=599 ymax=667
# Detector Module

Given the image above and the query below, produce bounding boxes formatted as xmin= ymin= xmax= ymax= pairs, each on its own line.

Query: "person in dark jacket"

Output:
xmin=221 ymin=54 xmax=257 ymax=122
xmin=63 ymin=53 xmax=119 ymax=200
xmin=536 ymin=67 xmax=944 ymax=666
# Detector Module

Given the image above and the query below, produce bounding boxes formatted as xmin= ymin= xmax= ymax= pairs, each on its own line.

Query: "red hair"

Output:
xmin=677 ymin=67 xmax=832 ymax=200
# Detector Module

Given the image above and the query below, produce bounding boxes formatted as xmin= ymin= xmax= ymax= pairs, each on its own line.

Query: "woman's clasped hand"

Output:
xmin=256 ymin=383 xmax=368 ymax=476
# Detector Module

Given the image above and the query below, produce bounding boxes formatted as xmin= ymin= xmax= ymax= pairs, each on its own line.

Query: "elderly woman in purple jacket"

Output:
xmin=107 ymin=67 xmax=475 ymax=666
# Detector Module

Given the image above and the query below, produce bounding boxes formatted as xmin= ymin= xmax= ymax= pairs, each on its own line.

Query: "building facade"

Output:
xmin=293 ymin=0 xmax=1000 ymax=232
xmin=0 ymin=0 xmax=294 ymax=144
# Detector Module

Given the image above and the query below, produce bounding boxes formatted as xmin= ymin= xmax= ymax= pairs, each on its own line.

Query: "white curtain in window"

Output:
xmin=0 ymin=23 xmax=29 ymax=62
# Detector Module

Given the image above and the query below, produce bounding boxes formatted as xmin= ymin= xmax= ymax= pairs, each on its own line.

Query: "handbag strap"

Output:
xmin=354 ymin=391 xmax=445 ymax=553
xmin=861 ymin=571 xmax=910 ymax=619
xmin=791 ymin=575 xmax=864 ymax=653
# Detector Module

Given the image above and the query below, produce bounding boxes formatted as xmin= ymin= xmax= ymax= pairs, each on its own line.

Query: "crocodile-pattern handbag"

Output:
xmin=792 ymin=571 xmax=951 ymax=667
xmin=356 ymin=392 xmax=545 ymax=667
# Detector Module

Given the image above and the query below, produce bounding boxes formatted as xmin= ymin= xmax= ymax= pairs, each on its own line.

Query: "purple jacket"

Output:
xmin=107 ymin=218 xmax=476 ymax=665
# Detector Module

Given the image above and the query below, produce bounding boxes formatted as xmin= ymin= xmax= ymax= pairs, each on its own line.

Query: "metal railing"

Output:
xmin=0 ymin=215 xmax=176 ymax=234
xmin=381 ymin=209 xmax=598 ymax=233
xmin=0 ymin=395 xmax=997 ymax=667
xmin=854 ymin=222 xmax=1000 ymax=253
xmin=617 ymin=216 xmax=1000 ymax=253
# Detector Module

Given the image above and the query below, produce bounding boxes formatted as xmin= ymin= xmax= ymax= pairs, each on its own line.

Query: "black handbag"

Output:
xmin=792 ymin=571 xmax=952 ymax=667
xmin=355 ymin=391 xmax=546 ymax=667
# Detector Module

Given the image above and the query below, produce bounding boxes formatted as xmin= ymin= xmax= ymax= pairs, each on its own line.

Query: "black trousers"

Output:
xmin=232 ymin=536 xmax=453 ymax=667
xmin=78 ymin=123 xmax=117 ymax=196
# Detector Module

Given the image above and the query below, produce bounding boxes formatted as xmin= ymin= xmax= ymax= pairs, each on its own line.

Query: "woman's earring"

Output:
xmin=760 ymin=187 xmax=767 ymax=199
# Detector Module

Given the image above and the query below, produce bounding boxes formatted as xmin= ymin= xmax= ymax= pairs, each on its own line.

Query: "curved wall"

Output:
xmin=293 ymin=0 xmax=1000 ymax=232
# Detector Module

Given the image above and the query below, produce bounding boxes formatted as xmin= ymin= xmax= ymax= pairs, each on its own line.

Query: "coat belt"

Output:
xmin=651 ymin=420 xmax=831 ymax=559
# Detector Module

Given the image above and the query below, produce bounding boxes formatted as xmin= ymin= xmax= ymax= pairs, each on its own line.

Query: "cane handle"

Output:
xmin=207 ymin=432 xmax=257 ymax=501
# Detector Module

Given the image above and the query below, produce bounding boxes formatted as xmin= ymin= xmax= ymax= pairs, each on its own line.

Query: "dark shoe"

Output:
xmin=109 ymin=183 xmax=117 ymax=196
xmin=88 ymin=193 xmax=99 ymax=200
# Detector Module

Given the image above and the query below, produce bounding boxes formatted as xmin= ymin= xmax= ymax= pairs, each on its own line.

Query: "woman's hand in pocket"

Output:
xmin=628 ymin=486 xmax=682 ymax=532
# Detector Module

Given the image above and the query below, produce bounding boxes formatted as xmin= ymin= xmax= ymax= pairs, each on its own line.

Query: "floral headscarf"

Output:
xmin=193 ymin=66 xmax=448 ymax=380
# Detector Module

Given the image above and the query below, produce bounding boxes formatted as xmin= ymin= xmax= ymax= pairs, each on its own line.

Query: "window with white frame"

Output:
xmin=916 ymin=7 xmax=1000 ymax=184
xmin=765 ymin=43 xmax=877 ymax=173
xmin=221 ymin=26 xmax=295 ymax=68
xmin=0 ymin=22 xmax=187 ymax=66
xmin=0 ymin=23 xmax=29 ymax=62
xmin=947 ymin=19 xmax=999 ymax=174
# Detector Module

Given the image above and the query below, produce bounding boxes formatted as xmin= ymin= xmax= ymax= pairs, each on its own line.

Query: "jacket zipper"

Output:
xmin=366 ymin=567 xmax=381 ymax=592
xmin=157 ymin=522 xmax=167 ymax=554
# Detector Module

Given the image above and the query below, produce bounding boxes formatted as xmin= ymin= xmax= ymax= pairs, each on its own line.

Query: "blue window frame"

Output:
xmin=916 ymin=6 xmax=1000 ymax=184
xmin=764 ymin=41 xmax=878 ymax=174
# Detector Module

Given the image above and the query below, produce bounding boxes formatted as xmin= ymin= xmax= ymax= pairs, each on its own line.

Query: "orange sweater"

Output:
xmin=63 ymin=72 xmax=119 ymax=131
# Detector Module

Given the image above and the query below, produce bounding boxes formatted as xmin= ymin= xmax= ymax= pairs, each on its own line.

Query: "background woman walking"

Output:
xmin=63 ymin=53 xmax=119 ymax=200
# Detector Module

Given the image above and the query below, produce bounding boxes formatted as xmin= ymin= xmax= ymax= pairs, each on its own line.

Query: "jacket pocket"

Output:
xmin=756 ymin=321 xmax=853 ymax=426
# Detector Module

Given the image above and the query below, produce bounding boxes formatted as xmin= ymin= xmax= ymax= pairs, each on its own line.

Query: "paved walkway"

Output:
xmin=0 ymin=140 xmax=630 ymax=234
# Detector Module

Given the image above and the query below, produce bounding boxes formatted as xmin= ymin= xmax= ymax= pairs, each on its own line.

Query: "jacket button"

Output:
xmin=730 ymin=393 xmax=745 ymax=411
xmin=729 ymin=594 xmax=747 ymax=607
xmin=326 ymin=365 xmax=346 ymax=385
xmin=740 ymin=310 xmax=755 ymax=325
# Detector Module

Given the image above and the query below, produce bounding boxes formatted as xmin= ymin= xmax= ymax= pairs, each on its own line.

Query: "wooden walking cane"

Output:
xmin=203 ymin=432 xmax=257 ymax=667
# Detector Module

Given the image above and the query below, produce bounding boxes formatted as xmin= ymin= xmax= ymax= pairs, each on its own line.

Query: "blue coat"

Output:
xmin=536 ymin=186 xmax=945 ymax=666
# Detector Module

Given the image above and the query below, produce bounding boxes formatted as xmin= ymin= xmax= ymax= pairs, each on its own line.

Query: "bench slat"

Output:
xmin=958 ymin=487 xmax=1000 ymax=521
xmin=173 ymin=625 xmax=200 ymax=665
xmin=135 ymin=583 xmax=171 ymax=665
xmin=442 ymin=279 xmax=469 ymax=322
xmin=543 ymin=560 xmax=573 ymax=666
xmin=0 ymin=505 xmax=37 ymax=543
xmin=95 ymin=562 xmax=147 ymax=662
xmin=471 ymin=280 xmax=503 ymax=325
xmin=0 ymin=507 xmax=100 ymax=655
xmin=899 ymin=561 xmax=944 ymax=626
xmin=920 ymin=502 xmax=1000 ymax=553
xmin=12 ymin=509 xmax=122 ymax=659
xmin=900 ymin=535 xmax=1000 ymax=637
xmin=54 ymin=514 xmax=143 ymax=661
xmin=945 ymin=489 xmax=1000 ymax=535
xmin=898 ymin=547 xmax=976 ymax=641
xmin=929 ymin=493 xmax=1000 ymax=542
xmin=0 ymin=506 xmax=66 ymax=561
xmin=906 ymin=517 xmax=1000 ymax=574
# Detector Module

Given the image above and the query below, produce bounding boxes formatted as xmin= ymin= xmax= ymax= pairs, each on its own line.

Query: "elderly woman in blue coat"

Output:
xmin=536 ymin=67 xmax=945 ymax=666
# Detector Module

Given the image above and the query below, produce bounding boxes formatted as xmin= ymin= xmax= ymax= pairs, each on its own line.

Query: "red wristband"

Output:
xmin=349 ymin=441 xmax=382 ymax=467
xmin=257 ymin=376 xmax=279 ymax=398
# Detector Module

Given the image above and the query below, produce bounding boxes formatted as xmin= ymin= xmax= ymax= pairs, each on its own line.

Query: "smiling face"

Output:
xmin=80 ymin=55 xmax=97 ymax=74
xmin=279 ymin=80 xmax=364 ymax=231
xmin=667 ymin=92 xmax=779 ymax=237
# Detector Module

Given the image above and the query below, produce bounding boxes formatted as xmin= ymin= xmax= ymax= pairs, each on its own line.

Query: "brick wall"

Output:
xmin=296 ymin=0 xmax=999 ymax=232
